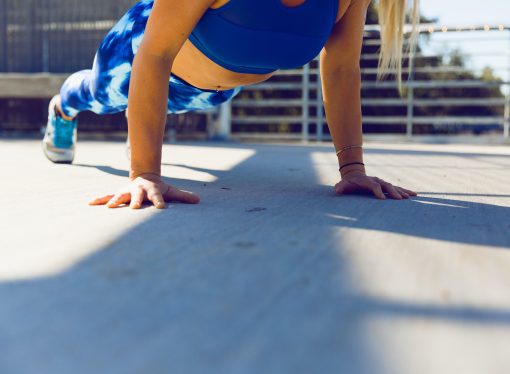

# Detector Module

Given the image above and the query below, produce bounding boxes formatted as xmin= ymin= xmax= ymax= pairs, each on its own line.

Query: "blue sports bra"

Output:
xmin=189 ymin=0 xmax=339 ymax=74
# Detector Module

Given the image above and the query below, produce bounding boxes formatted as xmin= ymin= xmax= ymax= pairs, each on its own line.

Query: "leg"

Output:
xmin=59 ymin=1 xmax=150 ymax=117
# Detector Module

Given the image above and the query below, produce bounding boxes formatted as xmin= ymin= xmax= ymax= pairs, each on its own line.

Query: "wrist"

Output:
xmin=337 ymin=146 xmax=364 ymax=166
xmin=129 ymin=171 xmax=161 ymax=182
xmin=341 ymin=168 xmax=366 ymax=179
xmin=340 ymin=162 xmax=366 ymax=179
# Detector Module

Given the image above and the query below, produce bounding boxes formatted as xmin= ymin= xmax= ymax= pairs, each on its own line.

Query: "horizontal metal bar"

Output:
xmin=364 ymin=23 xmax=510 ymax=34
xmin=242 ymin=83 xmax=306 ymax=90
xmin=232 ymin=98 xmax=508 ymax=108
xmin=361 ymin=52 xmax=510 ymax=60
xmin=361 ymin=98 xmax=508 ymax=106
xmin=274 ymin=66 xmax=510 ymax=76
xmin=360 ymin=66 xmax=510 ymax=74
xmin=231 ymin=133 xmax=307 ymax=141
xmin=232 ymin=116 xmax=303 ymax=124
xmin=411 ymin=98 xmax=508 ymax=106
xmin=362 ymin=80 xmax=509 ymax=89
xmin=363 ymin=37 xmax=510 ymax=46
xmin=14 ymin=21 xmax=506 ymax=35
xmin=241 ymin=80 xmax=509 ymax=91
xmin=232 ymin=115 xmax=505 ymax=125
xmin=233 ymin=99 xmax=306 ymax=107
xmin=7 ymin=20 xmax=117 ymax=33
xmin=361 ymin=117 xmax=506 ymax=125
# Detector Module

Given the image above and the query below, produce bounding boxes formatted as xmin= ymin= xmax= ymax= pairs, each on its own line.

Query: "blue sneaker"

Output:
xmin=42 ymin=95 xmax=77 ymax=163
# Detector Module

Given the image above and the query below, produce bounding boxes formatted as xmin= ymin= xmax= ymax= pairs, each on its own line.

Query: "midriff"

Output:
xmin=171 ymin=0 xmax=350 ymax=91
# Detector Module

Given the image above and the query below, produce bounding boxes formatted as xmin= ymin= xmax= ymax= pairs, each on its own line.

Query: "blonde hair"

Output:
xmin=376 ymin=0 xmax=421 ymax=95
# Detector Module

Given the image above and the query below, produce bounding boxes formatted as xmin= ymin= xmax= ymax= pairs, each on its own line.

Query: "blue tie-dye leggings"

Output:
xmin=60 ymin=0 xmax=243 ymax=118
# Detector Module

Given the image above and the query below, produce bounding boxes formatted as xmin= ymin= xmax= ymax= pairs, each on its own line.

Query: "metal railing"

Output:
xmin=0 ymin=1 xmax=509 ymax=140
xmin=219 ymin=24 xmax=510 ymax=141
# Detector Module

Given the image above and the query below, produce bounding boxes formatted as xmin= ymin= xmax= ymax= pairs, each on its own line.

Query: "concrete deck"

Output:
xmin=1 ymin=138 xmax=510 ymax=374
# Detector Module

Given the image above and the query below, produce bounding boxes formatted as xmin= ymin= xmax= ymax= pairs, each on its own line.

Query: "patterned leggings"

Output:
xmin=60 ymin=0 xmax=243 ymax=118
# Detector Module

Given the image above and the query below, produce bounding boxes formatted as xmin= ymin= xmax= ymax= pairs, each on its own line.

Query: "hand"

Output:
xmin=88 ymin=173 xmax=200 ymax=209
xmin=335 ymin=172 xmax=417 ymax=200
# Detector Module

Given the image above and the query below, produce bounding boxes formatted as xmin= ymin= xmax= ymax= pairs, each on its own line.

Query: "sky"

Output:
xmin=417 ymin=0 xmax=509 ymax=81
xmin=420 ymin=0 xmax=509 ymax=26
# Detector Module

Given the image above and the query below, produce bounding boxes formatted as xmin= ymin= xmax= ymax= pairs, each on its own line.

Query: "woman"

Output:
xmin=42 ymin=0 xmax=420 ymax=209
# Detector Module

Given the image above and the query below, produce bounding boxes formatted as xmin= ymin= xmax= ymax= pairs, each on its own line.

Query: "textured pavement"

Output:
xmin=1 ymin=139 xmax=510 ymax=374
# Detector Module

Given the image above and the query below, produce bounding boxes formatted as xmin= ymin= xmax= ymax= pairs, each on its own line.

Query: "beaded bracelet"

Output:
xmin=336 ymin=145 xmax=363 ymax=157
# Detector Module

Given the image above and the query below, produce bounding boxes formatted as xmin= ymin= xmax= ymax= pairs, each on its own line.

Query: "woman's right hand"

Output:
xmin=88 ymin=173 xmax=200 ymax=209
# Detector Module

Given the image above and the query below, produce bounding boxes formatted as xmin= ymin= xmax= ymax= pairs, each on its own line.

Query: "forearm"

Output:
xmin=321 ymin=66 xmax=365 ymax=176
xmin=127 ymin=48 xmax=173 ymax=180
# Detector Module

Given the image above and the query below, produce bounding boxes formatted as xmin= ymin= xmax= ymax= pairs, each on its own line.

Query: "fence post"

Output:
xmin=504 ymin=91 xmax=509 ymax=138
xmin=211 ymin=101 xmax=232 ymax=140
xmin=302 ymin=63 xmax=310 ymax=142
xmin=504 ymin=29 xmax=510 ymax=139
xmin=0 ymin=0 xmax=7 ymax=71
xmin=406 ymin=41 xmax=416 ymax=139
xmin=316 ymin=64 xmax=324 ymax=142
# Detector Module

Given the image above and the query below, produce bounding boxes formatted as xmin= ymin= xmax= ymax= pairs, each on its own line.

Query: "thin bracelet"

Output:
xmin=336 ymin=145 xmax=363 ymax=157
xmin=339 ymin=162 xmax=365 ymax=171
xmin=336 ymin=145 xmax=362 ymax=156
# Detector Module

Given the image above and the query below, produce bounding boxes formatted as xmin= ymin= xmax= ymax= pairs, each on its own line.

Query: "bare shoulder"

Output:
xmin=140 ymin=0 xmax=216 ymax=59
xmin=323 ymin=0 xmax=372 ymax=68
xmin=335 ymin=0 xmax=372 ymax=23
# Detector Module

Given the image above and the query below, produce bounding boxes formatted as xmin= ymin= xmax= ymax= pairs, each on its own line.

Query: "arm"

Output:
xmin=320 ymin=0 xmax=370 ymax=178
xmin=320 ymin=0 xmax=417 ymax=199
xmin=128 ymin=0 xmax=216 ymax=179
xmin=90 ymin=0 xmax=215 ymax=209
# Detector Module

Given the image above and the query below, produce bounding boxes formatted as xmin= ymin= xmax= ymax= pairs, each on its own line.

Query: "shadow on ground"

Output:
xmin=1 ymin=142 xmax=509 ymax=373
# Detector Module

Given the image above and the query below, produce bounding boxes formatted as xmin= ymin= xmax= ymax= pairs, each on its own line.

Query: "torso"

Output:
xmin=171 ymin=0 xmax=351 ymax=91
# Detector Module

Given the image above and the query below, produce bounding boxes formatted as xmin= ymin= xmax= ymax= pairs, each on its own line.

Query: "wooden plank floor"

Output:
xmin=1 ymin=139 xmax=510 ymax=374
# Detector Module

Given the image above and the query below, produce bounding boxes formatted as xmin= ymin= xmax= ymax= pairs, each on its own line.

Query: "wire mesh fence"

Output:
xmin=0 ymin=0 xmax=135 ymax=73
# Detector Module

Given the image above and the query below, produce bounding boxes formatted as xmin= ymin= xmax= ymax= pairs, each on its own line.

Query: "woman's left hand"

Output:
xmin=335 ymin=172 xmax=418 ymax=200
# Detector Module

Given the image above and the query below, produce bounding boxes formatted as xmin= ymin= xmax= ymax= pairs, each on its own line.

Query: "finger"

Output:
xmin=395 ymin=187 xmax=410 ymax=199
xmin=399 ymin=187 xmax=418 ymax=196
xmin=335 ymin=180 xmax=357 ymax=195
xmin=106 ymin=193 xmax=131 ymax=208
xmin=368 ymin=181 xmax=386 ymax=200
xmin=374 ymin=178 xmax=402 ymax=200
xmin=89 ymin=195 xmax=115 ymax=206
xmin=130 ymin=185 xmax=145 ymax=209
xmin=381 ymin=182 xmax=403 ymax=200
xmin=335 ymin=181 xmax=346 ymax=194
xmin=163 ymin=185 xmax=200 ymax=204
xmin=147 ymin=186 xmax=166 ymax=209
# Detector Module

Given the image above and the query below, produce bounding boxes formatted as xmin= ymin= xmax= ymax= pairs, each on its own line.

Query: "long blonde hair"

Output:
xmin=376 ymin=0 xmax=421 ymax=94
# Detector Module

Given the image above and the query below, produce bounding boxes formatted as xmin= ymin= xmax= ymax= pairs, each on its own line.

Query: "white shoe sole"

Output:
xmin=42 ymin=140 xmax=75 ymax=163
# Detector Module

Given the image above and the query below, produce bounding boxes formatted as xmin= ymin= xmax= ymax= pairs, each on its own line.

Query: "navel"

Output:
xmin=280 ymin=0 xmax=307 ymax=8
